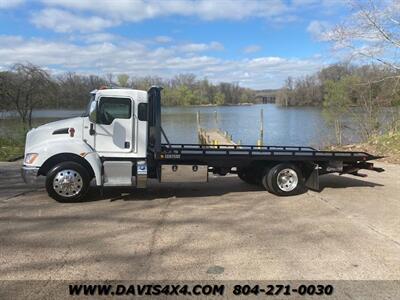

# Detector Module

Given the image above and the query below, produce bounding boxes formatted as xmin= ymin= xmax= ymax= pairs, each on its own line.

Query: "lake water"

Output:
xmin=162 ymin=104 xmax=341 ymax=147
xmin=0 ymin=104 xmax=368 ymax=147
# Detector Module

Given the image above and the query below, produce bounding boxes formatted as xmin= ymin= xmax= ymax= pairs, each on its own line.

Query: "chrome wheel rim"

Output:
xmin=277 ymin=168 xmax=298 ymax=192
xmin=53 ymin=169 xmax=83 ymax=197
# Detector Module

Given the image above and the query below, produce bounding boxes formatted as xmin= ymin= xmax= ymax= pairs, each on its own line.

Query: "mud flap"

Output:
xmin=305 ymin=164 xmax=319 ymax=191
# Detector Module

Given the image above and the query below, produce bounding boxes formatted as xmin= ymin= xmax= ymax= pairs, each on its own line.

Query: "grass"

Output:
xmin=369 ymin=130 xmax=400 ymax=161
xmin=0 ymin=136 xmax=25 ymax=161
xmin=0 ymin=118 xmax=53 ymax=162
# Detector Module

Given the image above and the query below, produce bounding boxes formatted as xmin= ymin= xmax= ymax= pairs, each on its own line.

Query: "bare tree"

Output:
xmin=276 ymin=76 xmax=294 ymax=106
xmin=105 ymin=73 xmax=114 ymax=86
xmin=320 ymin=1 xmax=400 ymax=141
xmin=0 ymin=63 xmax=54 ymax=129
xmin=328 ymin=0 xmax=400 ymax=72
xmin=56 ymin=72 xmax=107 ymax=108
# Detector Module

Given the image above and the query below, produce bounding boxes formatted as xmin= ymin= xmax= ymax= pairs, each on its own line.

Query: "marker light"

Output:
xmin=24 ymin=153 xmax=38 ymax=165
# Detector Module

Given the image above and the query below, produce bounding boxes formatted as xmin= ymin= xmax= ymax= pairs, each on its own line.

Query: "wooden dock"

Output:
xmin=196 ymin=110 xmax=237 ymax=145
xmin=196 ymin=108 xmax=265 ymax=146
xmin=198 ymin=128 xmax=237 ymax=145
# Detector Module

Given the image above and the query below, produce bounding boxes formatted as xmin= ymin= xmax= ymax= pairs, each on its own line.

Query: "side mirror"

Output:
xmin=88 ymin=100 xmax=97 ymax=123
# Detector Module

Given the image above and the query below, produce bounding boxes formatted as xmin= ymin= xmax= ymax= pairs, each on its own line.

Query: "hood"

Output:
xmin=25 ymin=117 xmax=83 ymax=153
xmin=36 ymin=117 xmax=83 ymax=131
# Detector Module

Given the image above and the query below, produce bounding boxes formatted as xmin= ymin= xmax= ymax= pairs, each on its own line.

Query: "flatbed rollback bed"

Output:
xmin=146 ymin=87 xmax=385 ymax=196
xmin=147 ymin=143 xmax=385 ymax=196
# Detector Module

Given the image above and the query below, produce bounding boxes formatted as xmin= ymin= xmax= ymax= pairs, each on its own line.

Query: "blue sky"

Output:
xmin=0 ymin=0 xmax=349 ymax=89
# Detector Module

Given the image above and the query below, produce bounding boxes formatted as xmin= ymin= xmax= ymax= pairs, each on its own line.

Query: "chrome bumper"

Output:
xmin=21 ymin=166 xmax=41 ymax=185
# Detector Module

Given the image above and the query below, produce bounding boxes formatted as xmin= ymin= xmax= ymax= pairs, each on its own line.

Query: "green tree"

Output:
xmin=323 ymin=76 xmax=358 ymax=144
xmin=214 ymin=92 xmax=225 ymax=105
xmin=117 ymin=74 xmax=130 ymax=87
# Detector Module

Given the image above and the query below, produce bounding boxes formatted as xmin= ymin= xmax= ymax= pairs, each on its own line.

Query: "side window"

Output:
xmin=98 ymin=97 xmax=131 ymax=125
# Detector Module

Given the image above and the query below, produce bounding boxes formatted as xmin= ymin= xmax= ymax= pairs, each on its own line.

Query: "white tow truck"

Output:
xmin=22 ymin=86 xmax=384 ymax=202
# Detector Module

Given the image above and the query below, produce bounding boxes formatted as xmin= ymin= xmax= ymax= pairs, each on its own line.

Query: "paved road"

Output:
xmin=0 ymin=160 xmax=399 ymax=281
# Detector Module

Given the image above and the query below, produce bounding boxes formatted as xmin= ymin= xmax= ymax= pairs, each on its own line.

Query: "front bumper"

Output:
xmin=21 ymin=166 xmax=41 ymax=185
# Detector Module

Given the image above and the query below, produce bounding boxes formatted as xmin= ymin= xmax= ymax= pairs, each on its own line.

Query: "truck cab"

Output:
xmin=83 ymin=88 xmax=148 ymax=157
xmin=22 ymin=87 xmax=159 ymax=202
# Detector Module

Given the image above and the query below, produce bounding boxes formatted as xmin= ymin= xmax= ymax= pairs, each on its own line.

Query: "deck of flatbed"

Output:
xmin=158 ymin=143 xmax=381 ymax=163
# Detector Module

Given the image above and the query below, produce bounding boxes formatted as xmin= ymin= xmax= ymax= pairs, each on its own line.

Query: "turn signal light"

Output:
xmin=24 ymin=153 xmax=38 ymax=164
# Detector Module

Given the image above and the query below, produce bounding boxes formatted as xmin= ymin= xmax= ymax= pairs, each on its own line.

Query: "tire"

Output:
xmin=266 ymin=163 xmax=306 ymax=196
xmin=261 ymin=166 xmax=272 ymax=191
xmin=46 ymin=161 xmax=91 ymax=202
xmin=238 ymin=168 xmax=259 ymax=185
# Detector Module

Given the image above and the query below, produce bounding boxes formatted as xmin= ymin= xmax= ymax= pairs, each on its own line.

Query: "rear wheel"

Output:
xmin=266 ymin=163 xmax=305 ymax=196
xmin=261 ymin=166 xmax=272 ymax=191
xmin=46 ymin=162 xmax=90 ymax=202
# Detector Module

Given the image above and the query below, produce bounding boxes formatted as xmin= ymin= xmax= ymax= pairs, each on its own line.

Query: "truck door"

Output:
xmin=93 ymin=96 xmax=134 ymax=153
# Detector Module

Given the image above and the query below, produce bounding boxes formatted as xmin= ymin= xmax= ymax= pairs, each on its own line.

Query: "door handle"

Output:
xmin=89 ymin=123 xmax=95 ymax=135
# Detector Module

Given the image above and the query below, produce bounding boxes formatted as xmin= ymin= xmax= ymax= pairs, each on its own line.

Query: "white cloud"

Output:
xmin=307 ymin=20 xmax=331 ymax=41
xmin=154 ymin=36 xmax=173 ymax=43
xmin=0 ymin=35 xmax=322 ymax=89
xmin=32 ymin=0 xmax=291 ymax=32
xmin=81 ymin=33 xmax=117 ymax=43
xmin=292 ymin=0 xmax=345 ymax=10
xmin=40 ymin=0 xmax=289 ymax=20
xmin=179 ymin=41 xmax=224 ymax=52
xmin=191 ymin=0 xmax=288 ymax=20
xmin=31 ymin=8 xmax=117 ymax=32
xmin=243 ymin=45 xmax=262 ymax=54
xmin=0 ymin=0 xmax=24 ymax=9
xmin=1 ymin=0 xmax=344 ymax=35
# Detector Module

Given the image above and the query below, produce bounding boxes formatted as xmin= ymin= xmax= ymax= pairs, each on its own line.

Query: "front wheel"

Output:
xmin=265 ymin=163 xmax=306 ymax=196
xmin=46 ymin=162 xmax=91 ymax=202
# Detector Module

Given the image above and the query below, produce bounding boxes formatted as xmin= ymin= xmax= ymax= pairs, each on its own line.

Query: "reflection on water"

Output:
xmin=0 ymin=104 xmax=365 ymax=147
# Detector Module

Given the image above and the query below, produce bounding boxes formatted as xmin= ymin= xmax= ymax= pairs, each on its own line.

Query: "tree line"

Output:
xmin=0 ymin=63 xmax=258 ymax=128
xmin=276 ymin=63 xmax=400 ymax=143
xmin=276 ymin=63 xmax=400 ymax=107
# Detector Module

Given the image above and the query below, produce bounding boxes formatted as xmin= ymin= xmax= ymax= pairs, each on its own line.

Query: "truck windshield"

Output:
xmin=82 ymin=94 xmax=95 ymax=117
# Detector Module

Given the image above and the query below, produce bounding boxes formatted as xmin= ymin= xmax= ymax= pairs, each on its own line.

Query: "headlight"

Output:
xmin=24 ymin=153 xmax=38 ymax=165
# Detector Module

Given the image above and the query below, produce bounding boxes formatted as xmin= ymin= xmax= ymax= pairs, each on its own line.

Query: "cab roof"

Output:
xmin=90 ymin=88 xmax=146 ymax=95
